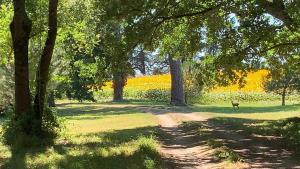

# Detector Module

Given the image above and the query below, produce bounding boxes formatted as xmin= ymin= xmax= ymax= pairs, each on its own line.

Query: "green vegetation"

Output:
xmin=192 ymin=102 xmax=300 ymax=152
xmin=0 ymin=103 xmax=161 ymax=169
xmin=192 ymin=102 xmax=300 ymax=120
xmin=180 ymin=102 xmax=300 ymax=164
xmin=208 ymin=117 xmax=300 ymax=153
xmin=180 ymin=121 xmax=242 ymax=163
xmin=1 ymin=0 xmax=300 ymax=167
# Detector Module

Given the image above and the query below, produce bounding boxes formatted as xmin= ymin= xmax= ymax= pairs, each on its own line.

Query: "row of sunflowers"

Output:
xmin=102 ymin=70 xmax=269 ymax=93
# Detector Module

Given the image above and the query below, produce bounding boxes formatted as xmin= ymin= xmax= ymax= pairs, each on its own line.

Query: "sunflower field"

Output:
xmin=95 ymin=70 xmax=298 ymax=103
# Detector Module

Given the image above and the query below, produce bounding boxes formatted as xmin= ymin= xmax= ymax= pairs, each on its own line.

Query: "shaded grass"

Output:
xmin=190 ymin=101 xmax=300 ymax=152
xmin=0 ymin=103 xmax=161 ymax=169
xmin=209 ymin=117 xmax=300 ymax=153
xmin=180 ymin=116 xmax=300 ymax=167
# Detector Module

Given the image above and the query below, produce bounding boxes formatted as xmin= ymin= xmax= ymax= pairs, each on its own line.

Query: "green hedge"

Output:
xmin=94 ymin=89 xmax=170 ymax=102
xmin=94 ymin=89 xmax=300 ymax=103
xmin=198 ymin=92 xmax=300 ymax=103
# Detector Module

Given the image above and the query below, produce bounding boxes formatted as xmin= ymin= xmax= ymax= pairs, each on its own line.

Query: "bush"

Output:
xmin=143 ymin=89 xmax=170 ymax=102
xmin=137 ymin=136 xmax=161 ymax=169
xmin=95 ymin=89 xmax=170 ymax=102
xmin=94 ymin=89 xmax=113 ymax=101
xmin=2 ymin=108 xmax=62 ymax=148
xmin=274 ymin=117 xmax=300 ymax=153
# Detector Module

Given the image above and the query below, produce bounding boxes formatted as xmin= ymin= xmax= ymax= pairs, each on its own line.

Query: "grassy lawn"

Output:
xmin=0 ymin=102 xmax=161 ymax=169
xmin=192 ymin=101 xmax=300 ymax=120
xmin=1 ymin=100 xmax=299 ymax=168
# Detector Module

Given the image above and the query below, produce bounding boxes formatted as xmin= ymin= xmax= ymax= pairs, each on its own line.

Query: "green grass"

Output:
xmin=0 ymin=103 xmax=161 ymax=169
xmin=192 ymin=101 xmax=300 ymax=120
xmin=1 ymin=100 xmax=300 ymax=168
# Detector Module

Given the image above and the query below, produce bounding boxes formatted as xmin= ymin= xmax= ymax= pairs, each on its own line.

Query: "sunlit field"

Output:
xmin=192 ymin=101 xmax=300 ymax=120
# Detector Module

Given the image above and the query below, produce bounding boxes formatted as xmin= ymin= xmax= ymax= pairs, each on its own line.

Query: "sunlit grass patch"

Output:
xmin=193 ymin=102 xmax=300 ymax=120
xmin=214 ymin=146 xmax=242 ymax=162
xmin=56 ymin=103 xmax=158 ymax=134
xmin=0 ymin=103 xmax=161 ymax=169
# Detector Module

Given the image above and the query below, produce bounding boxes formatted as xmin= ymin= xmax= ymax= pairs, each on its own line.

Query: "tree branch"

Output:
xmin=256 ymin=0 xmax=297 ymax=31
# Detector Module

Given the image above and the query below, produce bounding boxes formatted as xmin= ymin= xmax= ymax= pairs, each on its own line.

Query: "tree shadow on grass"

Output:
xmin=181 ymin=117 xmax=300 ymax=168
xmin=55 ymin=145 xmax=161 ymax=169
xmin=2 ymin=126 xmax=161 ymax=169
xmin=52 ymin=126 xmax=161 ymax=169
xmin=191 ymin=104 xmax=300 ymax=114
xmin=2 ymin=142 xmax=50 ymax=169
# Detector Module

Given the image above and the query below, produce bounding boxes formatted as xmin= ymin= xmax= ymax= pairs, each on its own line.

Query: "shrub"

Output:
xmin=143 ymin=89 xmax=170 ymax=102
xmin=94 ymin=89 xmax=113 ymax=101
xmin=2 ymin=108 xmax=62 ymax=148
xmin=95 ymin=89 xmax=170 ymax=102
xmin=274 ymin=117 xmax=300 ymax=153
xmin=137 ymin=136 xmax=161 ymax=169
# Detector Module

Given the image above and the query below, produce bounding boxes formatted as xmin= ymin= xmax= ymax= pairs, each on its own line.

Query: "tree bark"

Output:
xmin=10 ymin=0 xmax=32 ymax=117
xmin=168 ymin=55 xmax=186 ymax=106
xmin=282 ymin=87 xmax=286 ymax=106
xmin=138 ymin=50 xmax=146 ymax=75
xmin=113 ymin=73 xmax=126 ymax=101
xmin=33 ymin=0 xmax=58 ymax=133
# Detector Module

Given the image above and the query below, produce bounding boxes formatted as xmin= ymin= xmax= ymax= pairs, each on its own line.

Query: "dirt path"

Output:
xmin=208 ymin=121 xmax=300 ymax=169
xmin=136 ymin=106 xmax=235 ymax=169
xmin=135 ymin=105 xmax=300 ymax=169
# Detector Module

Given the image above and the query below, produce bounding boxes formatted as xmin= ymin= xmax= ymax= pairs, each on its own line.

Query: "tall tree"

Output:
xmin=33 ymin=0 xmax=58 ymax=133
xmin=169 ymin=55 xmax=185 ymax=106
xmin=10 ymin=0 xmax=32 ymax=118
xmin=112 ymin=71 xmax=127 ymax=101
xmin=9 ymin=0 xmax=58 ymax=137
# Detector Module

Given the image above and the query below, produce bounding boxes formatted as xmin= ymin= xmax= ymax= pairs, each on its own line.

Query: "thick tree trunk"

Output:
xmin=113 ymin=73 xmax=126 ymax=101
xmin=10 ymin=0 xmax=32 ymax=118
xmin=168 ymin=55 xmax=186 ymax=106
xmin=282 ymin=88 xmax=286 ymax=106
xmin=33 ymin=0 xmax=58 ymax=133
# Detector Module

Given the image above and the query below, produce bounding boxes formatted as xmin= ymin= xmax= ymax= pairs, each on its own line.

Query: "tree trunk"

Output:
xmin=138 ymin=50 xmax=146 ymax=75
xmin=282 ymin=87 xmax=286 ymax=106
xmin=168 ymin=55 xmax=186 ymax=106
xmin=33 ymin=0 xmax=58 ymax=133
xmin=10 ymin=0 xmax=32 ymax=118
xmin=113 ymin=73 xmax=126 ymax=101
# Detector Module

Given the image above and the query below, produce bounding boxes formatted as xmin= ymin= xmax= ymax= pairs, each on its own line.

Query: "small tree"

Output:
xmin=264 ymin=56 xmax=300 ymax=106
